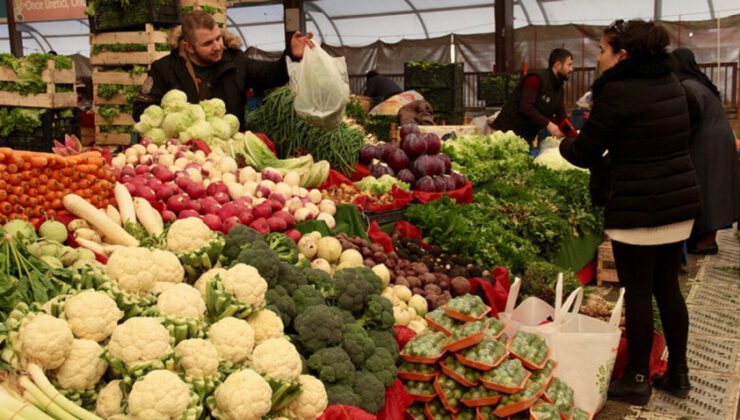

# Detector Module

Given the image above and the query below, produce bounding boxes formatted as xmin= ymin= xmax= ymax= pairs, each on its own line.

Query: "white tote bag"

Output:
xmin=288 ymin=43 xmax=349 ymax=129
xmin=548 ymin=287 xmax=625 ymax=414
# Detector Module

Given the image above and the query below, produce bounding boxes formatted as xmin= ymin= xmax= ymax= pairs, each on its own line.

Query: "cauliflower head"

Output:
xmin=20 ymin=313 xmax=73 ymax=370
xmin=208 ymin=317 xmax=254 ymax=365
xmin=252 ymin=337 xmax=302 ymax=381
xmin=195 ymin=268 xmax=228 ymax=299
xmin=214 ymin=369 xmax=272 ymax=420
xmin=223 ymin=264 xmax=268 ymax=306
xmin=55 ymin=339 xmax=107 ymax=390
xmin=128 ymin=370 xmax=191 ymax=420
xmin=248 ymin=309 xmax=284 ymax=344
xmin=95 ymin=380 xmax=123 ymax=418
xmin=152 ymin=249 xmax=185 ymax=284
xmin=167 ymin=217 xmax=213 ymax=254
xmin=175 ymin=338 xmax=220 ymax=379
xmin=284 ymin=375 xmax=328 ymax=420
xmin=157 ymin=283 xmax=206 ymax=320
xmin=153 ymin=281 xmax=177 ymax=294
xmin=107 ymin=317 xmax=172 ymax=367
xmin=106 ymin=247 xmax=158 ymax=294
xmin=64 ymin=290 xmax=123 ymax=342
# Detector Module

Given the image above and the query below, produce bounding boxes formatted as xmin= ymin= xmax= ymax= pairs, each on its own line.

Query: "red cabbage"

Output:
xmin=422 ymin=132 xmax=441 ymax=155
xmin=359 ymin=144 xmax=382 ymax=164
xmin=412 ymin=155 xmax=434 ymax=178
xmin=401 ymin=133 xmax=426 ymax=158
xmin=437 ymin=154 xmax=452 ymax=174
xmin=387 ymin=148 xmax=410 ymax=172
xmin=427 ymin=155 xmax=445 ymax=176
xmin=443 ymin=174 xmax=457 ymax=191
xmin=451 ymin=171 xmax=466 ymax=189
xmin=432 ymin=176 xmax=447 ymax=192
xmin=400 ymin=123 xmax=420 ymax=139
xmin=396 ymin=169 xmax=416 ymax=185
xmin=381 ymin=142 xmax=399 ymax=162
xmin=414 ymin=176 xmax=436 ymax=192
xmin=370 ymin=161 xmax=395 ymax=178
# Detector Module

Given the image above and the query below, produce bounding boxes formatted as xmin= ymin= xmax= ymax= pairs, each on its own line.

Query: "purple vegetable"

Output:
xmin=401 ymin=133 xmax=426 ymax=159
xmin=427 ymin=155 xmax=445 ymax=176
xmin=412 ymin=155 xmax=433 ymax=179
xmin=451 ymin=171 xmax=466 ymax=189
xmin=422 ymin=132 xmax=441 ymax=155
xmin=381 ymin=142 xmax=399 ymax=162
xmin=443 ymin=174 xmax=456 ymax=191
xmin=387 ymin=148 xmax=410 ymax=172
xmin=359 ymin=144 xmax=382 ymax=164
xmin=437 ymin=154 xmax=452 ymax=174
xmin=400 ymin=123 xmax=420 ymax=139
xmin=432 ymin=176 xmax=447 ymax=192
xmin=414 ymin=176 xmax=436 ymax=192
xmin=370 ymin=161 xmax=395 ymax=178
xmin=396 ymin=169 xmax=416 ymax=185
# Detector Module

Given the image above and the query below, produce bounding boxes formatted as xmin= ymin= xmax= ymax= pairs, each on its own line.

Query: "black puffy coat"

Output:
xmin=559 ymin=53 xmax=701 ymax=229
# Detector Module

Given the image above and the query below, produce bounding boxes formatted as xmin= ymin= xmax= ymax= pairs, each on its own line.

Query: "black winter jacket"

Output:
xmin=559 ymin=53 xmax=701 ymax=229
xmin=133 ymin=48 xmax=290 ymax=130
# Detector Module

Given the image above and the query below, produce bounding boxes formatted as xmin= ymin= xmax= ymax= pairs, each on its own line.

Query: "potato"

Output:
xmin=407 ymin=276 xmax=421 ymax=289
xmin=424 ymin=284 xmax=442 ymax=295
xmin=412 ymin=287 xmax=426 ymax=297
xmin=451 ymin=277 xmax=472 ymax=296
xmin=420 ymin=273 xmax=437 ymax=285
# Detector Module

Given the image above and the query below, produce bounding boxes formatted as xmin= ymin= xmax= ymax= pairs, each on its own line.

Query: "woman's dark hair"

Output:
xmin=603 ymin=19 xmax=669 ymax=59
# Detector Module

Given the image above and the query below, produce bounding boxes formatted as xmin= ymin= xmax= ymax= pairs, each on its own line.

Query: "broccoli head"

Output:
xmin=367 ymin=329 xmax=400 ymax=363
xmin=266 ymin=232 xmax=299 ymax=264
xmin=292 ymin=284 xmax=326 ymax=314
xmin=276 ymin=261 xmax=308 ymax=295
xmin=294 ymin=304 xmax=344 ymax=352
xmin=360 ymin=295 xmax=395 ymax=331
xmin=334 ymin=307 xmax=357 ymax=325
xmin=330 ymin=268 xmax=375 ymax=315
xmin=234 ymin=241 xmax=281 ymax=287
xmin=341 ymin=323 xmax=376 ymax=366
xmin=353 ymin=371 xmax=386 ymax=414
xmin=362 ymin=347 xmax=398 ymax=387
xmin=305 ymin=268 xmax=333 ymax=298
xmin=355 ymin=266 xmax=383 ymax=296
xmin=265 ymin=285 xmax=297 ymax=326
xmin=325 ymin=384 xmax=361 ymax=407
xmin=222 ymin=225 xmax=266 ymax=264
xmin=306 ymin=346 xmax=356 ymax=384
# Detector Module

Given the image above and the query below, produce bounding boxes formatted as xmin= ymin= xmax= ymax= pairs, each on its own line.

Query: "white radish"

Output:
xmin=63 ymin=194 xmax=139 ymax=247
xmin=158 ymin=154 xmax=175 ymax=167
xmin=126 ymin=154 xmax=138 ymax=165
xmin=68 ymin=219 xmax=90 ymax=232
xmin=114 ymin=183 xmax=137 ymax=225
xmin=284 ymin=171 xmax=301 ymax=188
xmin=106 ymin=205 xmax=122 ymax=226
xmin=102 ymin=244 xmax=128 ymax=255
xmin=74 ymin=237 xmax=107 ymax=255
xmin=239 ymin=167 xmax=257 ymax=184
xmin=130 ymin=144 xmax=146 ymax=156
xmin=75 ymin=228 xmax=102 ymax=243
xmin=308 ymin=189 xmax=323 ymax=204
xmin=133 ymin=198 xmax=163 ymax=236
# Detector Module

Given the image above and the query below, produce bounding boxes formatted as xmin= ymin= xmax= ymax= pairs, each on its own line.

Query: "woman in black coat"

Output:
xmin=560 ymin=20 xmax=701 ymax=405
xmin=672 ymin=47 xmax=740 ymax=254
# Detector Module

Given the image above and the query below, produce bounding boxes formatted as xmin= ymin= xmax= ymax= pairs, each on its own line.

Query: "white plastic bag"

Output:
xmin=288 ymin=43 xmax=349 ymax=129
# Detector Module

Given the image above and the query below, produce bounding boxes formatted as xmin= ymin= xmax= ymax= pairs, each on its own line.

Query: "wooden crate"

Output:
xmin=94 ymin=111 xmax=134 ymax=146
xmin=92 ymin=68 xmax=148 ymax=106
xmin=597 ymin=240 xmax=619 ymax=286
xmin=180 ymin=0 xmax=227 ymax=25
xmin=90 ymin=24 xmax=169 ymax=66
xmin=0 ymin=60 xmax=77 ymax=108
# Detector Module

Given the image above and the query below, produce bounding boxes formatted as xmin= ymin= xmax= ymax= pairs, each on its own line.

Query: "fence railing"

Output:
xmin=349 ymin=61 xmax=738 ymax=117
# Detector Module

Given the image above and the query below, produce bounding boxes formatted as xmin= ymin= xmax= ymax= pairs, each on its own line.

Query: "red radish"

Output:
xmin=146 ymin=178 xmax=163 ymax=191
xmin=267 ymin=216 xmax=288 ymax=232
xmin=186 ymin=183 xmax=206 ymax=199
xmin=206 ymin=181 xmax=229 ymax=197
xmin=235 ymin=196 xmax=253 ymax=207
xmin=285 ymin=229 xmax=301 ymax=243
xmin=217 ymin=203 xmax=240 ymax=221
xmin=202 ymin=214 xmax=222 ymax=231
xmin=176 ymin=176 xmax=191 ymax=190
xmin=121 ymin=166 xmax=136 ymax=177
xmin=152 ymin=165 xmax=175 ymax=182
xmin=257 ymin=184 xmax=272 ymax=198
xmin=270 ymin=192 xmax=286 ymax=205
xmin=239 ymin=211 xmax=255 ymax=226
xmin=179 ymin=209 xmax=200 ymax=218
xmin=166 ymin=194 xmax=190 ymax=213
xmin=272 ymin=211 xmax=295 ymax=228
xmin=130 ymin=176 xmax=148 ymax=186
xmin=135 ymin=185 xmax=156 ymax=201
xmin=212 ymin=191 xmax=230 ymax=205
xmin=124 ymin=183 xmax=137 ymax=195
xmin=135 ymin=165 xmax=151 ymax=175
xmin=161 ymin=210 xmax=177 ymax=223
xmin=253 ymin=204 xmax=273 ymax=219
xmin=250 ymin=218 xmax=270 ymax=235
xmin=156 ymin=184 xmax=176 ymax=201
xmin=266 ymin=200 xmax=284 ymax=212
xmin=261 ymin=168 xmax=283 ymax=183
xmin=200 ymin=197 xmax=222 ymax=215
xmin=223 ymin=216 xmax=241 ymax=233
xmin=187 ymin=199 xmax=202 ymax=213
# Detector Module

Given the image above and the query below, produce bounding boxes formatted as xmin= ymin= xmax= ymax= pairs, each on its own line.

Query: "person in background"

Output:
xmin=133 ymin=11 xmax=314 ymax=129
xmin=491 ymin=48 xmax=574 ymax=148
xmin=559 ymin=19 xmax=701 ymax=405
xmin=672 ymin=47 xmax=740 ymax=255
xmin=363 ymin=70 xmax=403 ymax=106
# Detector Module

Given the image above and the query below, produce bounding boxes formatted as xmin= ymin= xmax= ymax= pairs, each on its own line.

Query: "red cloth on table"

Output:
xmin=411 ymin=180 xmax=474 ymax=204
xmin=393 ymin=325 xmax=416 ymax=351
xmin=469 ymin=266 xmax=511 ymax=316
xmin=613 ymin=332 xmax=667 ymax=382
xmin=378 ymin=379 xmax=414 ymax=420
xmin=367 ymin=221 xmax=394 ymax=253
xmin=318 ymin=169 xmax=358 ymax=191
xmin=361 ymin=185 xmax=413 ymax=212
xmin=318 ymin=406 xmax=376 ymax=420
xmin=576 ymin=258 xmax=597 ymax=285
xmin=184 ymin=139 xmax=212 ymax=156
xmin=351 ymin=163 xmax=371 ymax=181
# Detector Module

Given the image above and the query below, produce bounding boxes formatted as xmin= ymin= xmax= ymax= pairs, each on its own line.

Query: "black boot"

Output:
xmin=653 ymin=365 xmax=691 ymax=399
xmin=608 ymin=368 xmax=652 ymax=405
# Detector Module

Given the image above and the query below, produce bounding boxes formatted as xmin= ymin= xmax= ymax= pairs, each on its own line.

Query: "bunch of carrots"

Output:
xmin=0 ymin=148 xmax=115 ymax=225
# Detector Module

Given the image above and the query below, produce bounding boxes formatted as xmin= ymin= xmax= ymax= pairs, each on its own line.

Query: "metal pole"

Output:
xmin=6 ymin=0 xmax=23 ymax=57
xmin=677 ymin=15 xmax=681 ymax=48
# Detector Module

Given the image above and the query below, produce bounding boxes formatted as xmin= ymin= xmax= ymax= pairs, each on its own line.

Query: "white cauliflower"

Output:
xmin=128 ymin=370 xmax=191 ymax=420
xmin=194 ymin=267 xmax=228 ymax=299
xmin=151 ymin=249 xmax=185 ymax=283
xmin=213 ymin=369 xmax=272 ymax=420
xmin=152 ymin=281 xmax=177 ymax=294
xmin=20 ymin=313 xmax=73 ymax=370
xmin=107 ymin=317 xmax=172 ymax=368
xmin=157 ymin=283 xmax=206 ymax=320
xmin=63 ymin=290 xmax=123 ymax=342
xmin=252 ymin=338 xmax=302 ymax=381
xmin=208 ymin=317 xmax=254 ymax=365
xmin=222 ymin=264 xmax=268 ymax=307
xmin=55 ymin=339 xmax=107 ymax=390
xmin=248 ymin=309 xmax=284 ymax=344
xmin=95 ymin=380 xmax=123 ymax=418
xmin=166 ymin=217 xmax=213 ymax=253
xmin=284 ymin=375 xmax=328 ymax=420
xmin=175 ymin=339 xmax=220 ymax=379
xmin=106 ymin=247 xmax=158 ymax=294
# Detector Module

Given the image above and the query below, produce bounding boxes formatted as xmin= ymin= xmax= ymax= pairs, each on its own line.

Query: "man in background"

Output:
xmin=363 ymin=70 xmax=403 ymax=106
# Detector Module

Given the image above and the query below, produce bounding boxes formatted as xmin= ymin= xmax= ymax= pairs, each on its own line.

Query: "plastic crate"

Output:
xmin=404 ymin=62 xmax=464 ymax=90
xmin=477 ymin=73 xmax=520 ymax=107
xmin=89 ymin=0 xmax=180 ymax=33
xmin=0 ymin=109 xmax=80 ymax=152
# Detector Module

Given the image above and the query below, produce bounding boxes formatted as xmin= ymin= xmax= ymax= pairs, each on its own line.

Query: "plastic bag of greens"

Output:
xmin=288 ymin=43 xmax=349 ymax=129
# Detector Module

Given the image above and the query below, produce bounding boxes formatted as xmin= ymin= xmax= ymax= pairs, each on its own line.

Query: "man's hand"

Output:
xmin=546 ymin=121 xmax=564 ymax=138
xmin=290 ymin=32 xmax=315 ymax=58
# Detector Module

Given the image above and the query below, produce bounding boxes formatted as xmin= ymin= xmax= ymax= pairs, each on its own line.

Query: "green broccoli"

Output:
xmin=221 ymin=225 xmax=266 ymax=264
xmin=362 ymin=347 xmax=398 ymax=387
xmin=353 ymin=371 xmax=387 ymax=414
xmin=368 ymin=329 xmax=400 ymax=363
xmin=265 ymin=285 xmax=297 ymax=326
xmin=341 ymin=323 xmax=376 ymax=366
xmin=305 ymin=268 xmax=333 ymax=297
xmin=234 ymin=241 xmax=280 ymax=287
xmin=307 ymin=347 xmax=356 ymax=384
xmin=330 ymin=268 xmax=374 ymax=315
xmin=334 ymin=307 xmax=357 ymax=325
xmin=266 ymin=232 xmax=299 ymax=264
xmin=325 ymin=384 xmax=362 ymax=407
xmin=292 ymin=284 xmax=326 ymax=314
xmin=360 ymin=295 xmax=395 ymax=331
xmin=355 ymin=266 xmax=384 ymax=296
xmin=294 ymin=304 xmax=344 ymax=352
xmin=275 ymin=261 xmax=308 ymax=295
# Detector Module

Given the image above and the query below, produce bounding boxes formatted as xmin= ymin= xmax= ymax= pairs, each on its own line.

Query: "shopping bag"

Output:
xmin=547 ymin=288 xmax=625 ymax=414
xmin=288 ymin=44 xmax=349 ymax=129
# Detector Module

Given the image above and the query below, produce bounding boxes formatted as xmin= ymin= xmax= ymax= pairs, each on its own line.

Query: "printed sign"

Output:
xmin=13 ymin=0 xmax=86 ymax=23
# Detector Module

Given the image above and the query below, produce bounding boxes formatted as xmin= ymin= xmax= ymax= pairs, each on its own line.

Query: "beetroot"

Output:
xmin=250 ymin=218 xmax=271 ymax=235
xmin=359 ymin=144 xmax=382 ymax=165
xmin=401 ymin=133 xmax=426 ymax=158
xmin=432 ymin=175 xmax=447 ymax=192
xmin=386 ymin=148 xmax=410 ymax=172
xmin=267 ymin=217 xmax=288 ymax=232
xmin=396 ymin=169 xmax=416 ymax=185
xmin=414 ymin=176 xmax=436 ymax=192
xmin=451 ymin=171 xmax=466 ymax=189
xmin=400 ymin=123 xmax=420 ymax=139
xmin=202 ymin=214 xmax=222 ymax=231
xmin=222 ymin=216 xmax=241 ymax=233
xmin=437 ymin=154 xmax=452 ymax=174
xmin=422 ymin=132 xmax=442 ymax=155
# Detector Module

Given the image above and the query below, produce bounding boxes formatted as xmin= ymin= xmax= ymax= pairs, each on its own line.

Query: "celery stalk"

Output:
xmin=27 ymin=364 xmax=103 ymax=420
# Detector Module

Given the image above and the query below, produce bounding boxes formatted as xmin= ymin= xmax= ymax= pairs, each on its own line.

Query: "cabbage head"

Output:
xmin=179 ymin=131 xmax=192 ymax=143
xmin=533 ymin=149 xmax=584 ymax=172
xmin=222 ymin=114 xmax=240 ymax=137
xmin=141 ymin=105 xmax=165 ymax=127
xmin=162 ymin=112 xmax=191 ymax=138
xmin=185 ymin=104 xmax=206 ymax=123
xmin=133 ymin=120 xmax=152 ymax=134
xmin=186 ymin=121 xmax=214 ymax=142
xmin=210 ymin=118 xmax=231 ymax=140
xmin=161 ymin=89 xmax=188 ymax=113
xmin=200 ymin=98 xmax=226 ymax=120
xmin=147 ymin=128 xmax=168 ymax=145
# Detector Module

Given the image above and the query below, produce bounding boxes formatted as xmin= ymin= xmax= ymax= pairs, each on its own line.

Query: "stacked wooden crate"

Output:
xmin=90 ymin=24 xmax=169 ymax=145
xmin=180 ymin=0 xmax=228 ymax=27
xmin=597 ymin=239 xmax=619 ymax=286
xmin=0 ymin=60 xmax=77 ymax=109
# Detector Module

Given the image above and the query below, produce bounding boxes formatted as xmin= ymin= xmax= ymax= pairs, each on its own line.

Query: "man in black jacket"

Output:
xmin=133 ymin=11 xmax=314 ymax=130
xmin=363 ymin=70 xmax=402 ymax=106
xmin=491 ymin=48 xmax=574 ymax=147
